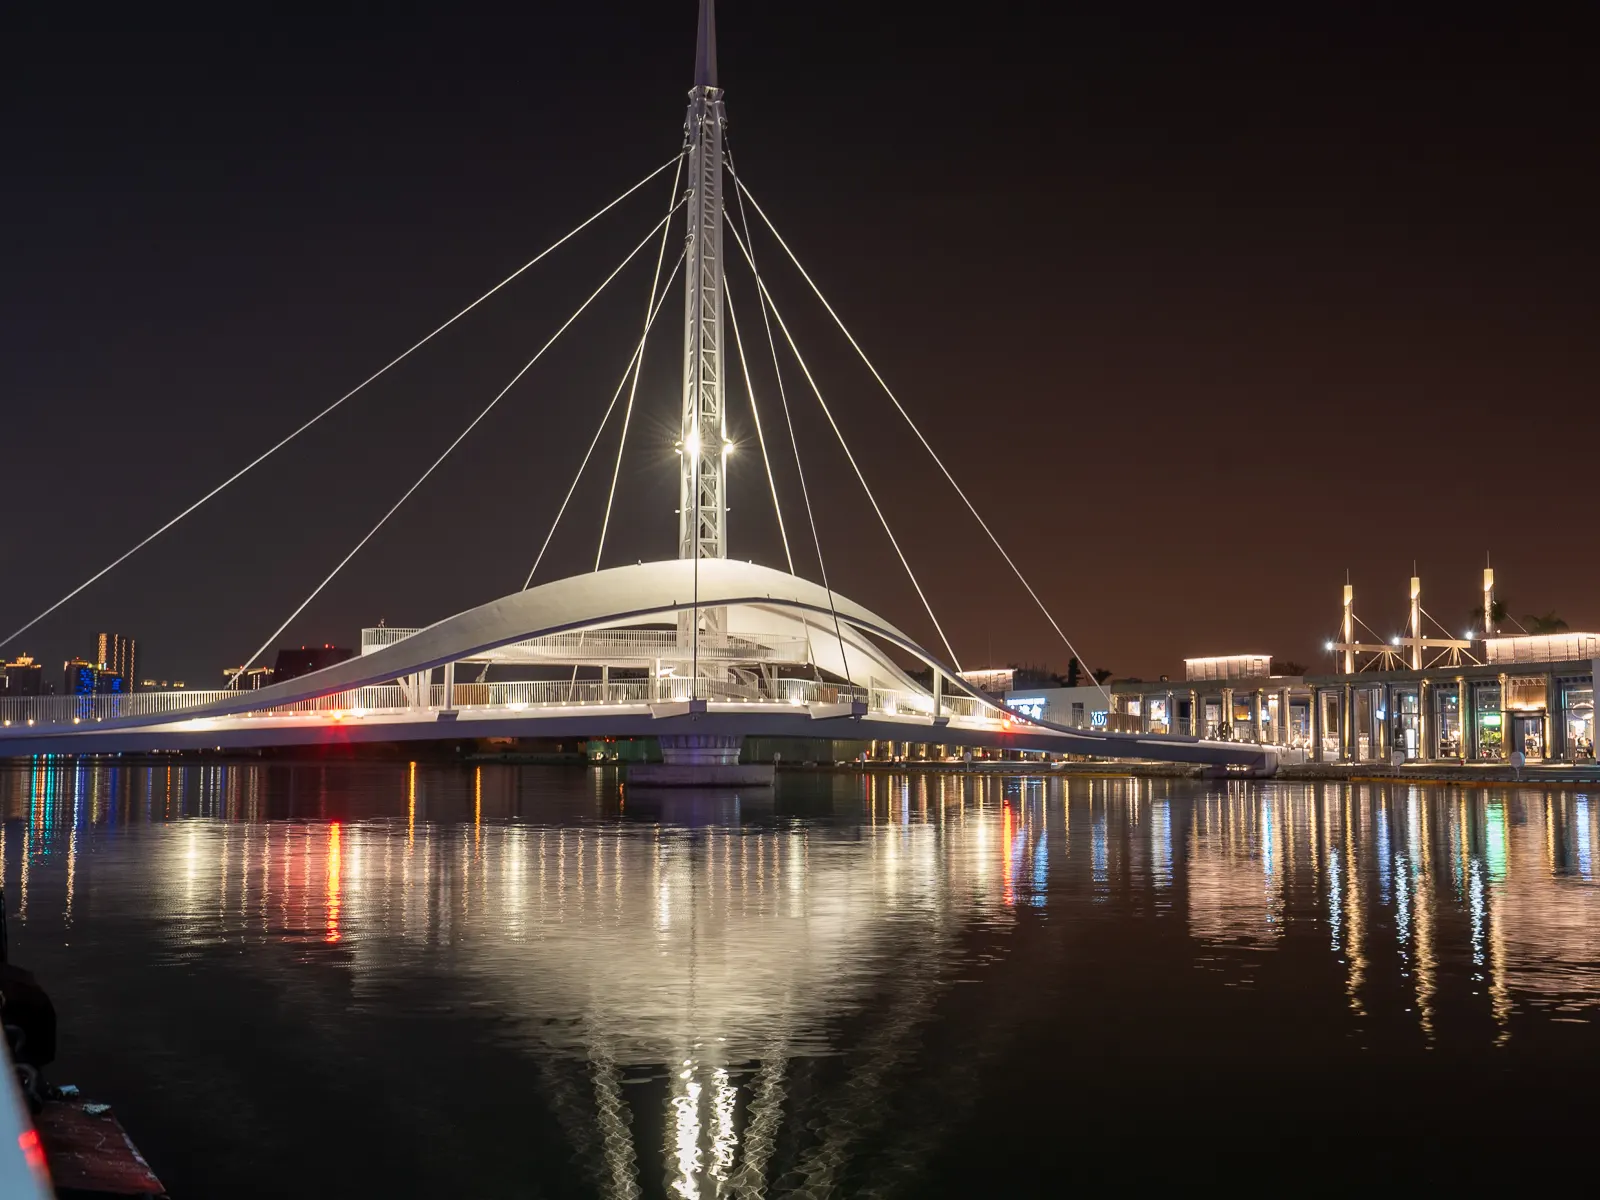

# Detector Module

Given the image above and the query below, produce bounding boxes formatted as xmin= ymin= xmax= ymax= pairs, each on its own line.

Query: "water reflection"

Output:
xmin=2 ymin=764 xmax=1598 ymax=1197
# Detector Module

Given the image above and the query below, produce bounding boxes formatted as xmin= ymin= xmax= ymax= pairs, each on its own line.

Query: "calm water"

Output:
xmin=5 ymin=762 xmax=1599 ymax=1196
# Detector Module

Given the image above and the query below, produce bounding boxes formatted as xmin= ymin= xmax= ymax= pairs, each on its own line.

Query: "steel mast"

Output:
xmin=679 ymin=0 xmax=728 ymax=583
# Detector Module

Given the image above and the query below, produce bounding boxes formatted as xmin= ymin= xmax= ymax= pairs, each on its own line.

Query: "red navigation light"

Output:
xmin=18 ymin=1127 xmax=47 ymax=1176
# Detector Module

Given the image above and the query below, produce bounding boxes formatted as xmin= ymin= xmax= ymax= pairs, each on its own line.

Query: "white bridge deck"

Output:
xmin=0 ymin=680 xmax=1287 ymax=771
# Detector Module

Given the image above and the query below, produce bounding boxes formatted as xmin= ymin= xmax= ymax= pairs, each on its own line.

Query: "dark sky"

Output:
xmin=4 ymin=4 xmax=1596 ymax=686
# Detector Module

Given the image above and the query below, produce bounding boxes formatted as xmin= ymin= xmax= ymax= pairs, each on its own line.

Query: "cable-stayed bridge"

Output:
xmin=0 ymin=3 xmax=1293 ymax=776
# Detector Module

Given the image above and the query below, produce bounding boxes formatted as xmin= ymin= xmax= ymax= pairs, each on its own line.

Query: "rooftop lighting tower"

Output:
xmin=679 ymin=0 xmax=729 ymax=594
xmin=1483 ymin=560 xmax=1495 ymax=636
xmin=1341 ymin=581 xmax=1355 ymax=673
xmin=1409 ymin=573 xmax=1423 ymax=670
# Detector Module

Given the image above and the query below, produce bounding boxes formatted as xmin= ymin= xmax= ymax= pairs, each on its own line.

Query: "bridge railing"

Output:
xmin=865 ymin=688 xmax=992 ymax=721
xmin=0 ymin=690 xmax=235 ymax=728
xmin=0 ymin=675 xmax=1002 ymax=731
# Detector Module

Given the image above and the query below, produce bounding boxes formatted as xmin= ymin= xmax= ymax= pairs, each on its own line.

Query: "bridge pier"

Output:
xmin=629 ymin=733 xmax=775 ymax=788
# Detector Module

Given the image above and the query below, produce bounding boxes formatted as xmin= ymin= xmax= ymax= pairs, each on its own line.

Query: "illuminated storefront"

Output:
xmin=1432 ymin=687 xmax=1462 ymax=759
xmin=999 ymin=685 xmax=1110 ymax=731
xmin=1561 ymin=684 xmax=1594 ymax=762
xmin=1110 ymin=657 xmax=1312 ymax=748
xmin=1474 ymin=683 xmax=1504 ymax=761
xmin=1305 ymin=643 xmax=1596 ymax=764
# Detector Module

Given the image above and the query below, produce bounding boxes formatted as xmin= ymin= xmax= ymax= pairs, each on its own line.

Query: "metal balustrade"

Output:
xmin=0 ymin=670 xmax=1003 ymax=732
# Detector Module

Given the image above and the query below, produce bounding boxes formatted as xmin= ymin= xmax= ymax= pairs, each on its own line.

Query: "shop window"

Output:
xmin=1394 ymin=690 xmax=1421 ymax=760
xmin=1320 ymin=693 xmax=1340 ymax=757
xmin=1475 ymin=683 xmax=1504 ymax=761
xmin=1565 ymin=686 xmax=1594 ymax=762
xmin=1289 ymin=702 xmax=1310 ymax=748
xmin=1148 ymin=697 xmax=1169 ymax=733
xmin=1434 ymin=690 xmax=1462 ymax=759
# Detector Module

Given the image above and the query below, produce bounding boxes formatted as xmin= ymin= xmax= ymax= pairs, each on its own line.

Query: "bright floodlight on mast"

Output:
xmin=679 ymin=0 xmax=728 ymax=568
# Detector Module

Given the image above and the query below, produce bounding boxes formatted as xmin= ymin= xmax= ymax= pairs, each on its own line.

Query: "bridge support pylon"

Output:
xmin=628 ymin=733 xmax=774 ymax=787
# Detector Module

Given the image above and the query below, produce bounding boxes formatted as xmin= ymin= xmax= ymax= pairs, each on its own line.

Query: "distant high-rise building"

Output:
xmin=4 ymin=656 xmax=44 ymax=697
xmin=271 ymin=645 xmax=353 ymax=684
xmin=63 ymin=658 xmax=97 ymax=697
xmin=96 ymin=633 xmax=137 ymax=692
xmin=223 ymin=666 xmax=275 ymax=690
xmin=96 ymin=672 xmax=125 ymax=695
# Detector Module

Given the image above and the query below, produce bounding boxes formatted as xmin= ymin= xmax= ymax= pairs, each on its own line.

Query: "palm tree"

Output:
xmin=1469 ymin=599 xmax=1508 ymax=630
xmin=1092 ymin=668 xmax=1113 ymax=685
xmin=1524 ymin=611 xmax=1569 ymax=635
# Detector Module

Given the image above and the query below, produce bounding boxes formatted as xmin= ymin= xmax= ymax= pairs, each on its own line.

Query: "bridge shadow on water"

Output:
xmin=1 ymin=759 xmax=1597 ymax=1196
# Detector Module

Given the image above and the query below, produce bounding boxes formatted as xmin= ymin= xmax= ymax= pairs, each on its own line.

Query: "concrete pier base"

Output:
xmin=629 ymin=733 xmax=772 ymax=785
xmin=627 ymin=762 xmax=776 ymax=787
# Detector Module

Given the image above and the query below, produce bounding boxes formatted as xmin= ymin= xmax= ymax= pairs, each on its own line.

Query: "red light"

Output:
xmin=18 ymin=1127 xmax=47 ymax=1176
xmin=325 ymin=822 xmax=343 ymax=944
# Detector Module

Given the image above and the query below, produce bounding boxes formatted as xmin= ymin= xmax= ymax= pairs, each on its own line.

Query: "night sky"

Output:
xmin=4 ymin=5 xmax=1596 ymax=687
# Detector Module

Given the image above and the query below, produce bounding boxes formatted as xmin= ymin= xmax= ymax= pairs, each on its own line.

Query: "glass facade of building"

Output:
xmin=1564 ymin=685 xmax=1594 ymax=761
xmin=1474 ymin=683 xmax=1503 ymax=761
xmin=1433 ymin=688 xmax=1462 ymax=759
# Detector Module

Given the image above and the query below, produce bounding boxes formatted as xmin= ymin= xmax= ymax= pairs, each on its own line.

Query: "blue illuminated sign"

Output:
xmin=1090 ymin=710 xmax=1109 ymax=727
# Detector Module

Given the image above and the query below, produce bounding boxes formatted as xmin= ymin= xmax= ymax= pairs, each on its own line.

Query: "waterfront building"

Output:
xmin=995 ymin=565 xmax=1594 ymax=766
xmin=3 ymin=656 xmax=44 ymax=696
xmin=96 ymin=632 xmax=137 ymax=692
xmin=1093 ymin=567 xmax=1595 ymax=765
xmin=270 ymin=645 xmax=354 ymax=683
xmin=1112 ymin=656 xmax=1314 ymax=747
xmin=959 ymin=667 xmax=1015 ymax=696
xmin=223 ymin=666 xmax=276 ymax=690
xmin=1304 ymin=632 xmax=1596 ymax=764
xmin=63 ymin=658 xmax=97 ymax=697
xmin=1000 ymin=684 xmax=1115 ymax=730
xmin=1302 ymin=567 xmax=1595 ymax=764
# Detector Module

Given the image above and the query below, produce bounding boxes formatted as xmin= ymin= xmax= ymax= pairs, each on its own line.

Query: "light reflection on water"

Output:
xmin=4 ymin=763 xmax=1600 ymax=1197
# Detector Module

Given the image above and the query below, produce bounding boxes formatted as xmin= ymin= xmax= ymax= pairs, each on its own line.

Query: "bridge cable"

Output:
xmin=231 ymin=203 xmax=686 ymax=684
xmin=726 ymin=142 xmax=839 ymax=678
xmin=567 ymin=178 xmax=684 ymax=700
xmin=724 ymin=280 xmax=793 ymax=575
xmin=595 ymin=153 xmax=686 ymax=570
xmin=523 ymin=249 xmax=687 ymax=590
xmin=726 ymin=219 xmax=962 ymax=672
xmin=730 ymin=169 xmax=1107 ymax=698
xmin=725 ymin=163 xmax=847 ymax=685
xmin=0 ymin=153 xmax=683 ymax=659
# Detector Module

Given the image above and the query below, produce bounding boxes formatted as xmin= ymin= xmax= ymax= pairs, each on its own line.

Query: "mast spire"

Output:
xmin=694 ymin=0 xmax=718 ymax=88
xmin=679 ymin=0 xmax=728 ymax=573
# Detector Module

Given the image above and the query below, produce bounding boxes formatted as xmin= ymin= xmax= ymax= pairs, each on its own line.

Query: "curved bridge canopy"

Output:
xmin=182 ymin=558 xmax=975 ymax=720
